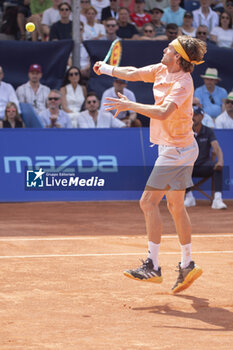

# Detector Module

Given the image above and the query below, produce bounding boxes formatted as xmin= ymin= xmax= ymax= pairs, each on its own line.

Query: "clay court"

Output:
xmin=0 ymin=200 xmax=233 ymax=350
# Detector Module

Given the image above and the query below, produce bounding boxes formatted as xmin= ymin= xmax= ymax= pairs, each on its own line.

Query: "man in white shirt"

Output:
xmin=100 ymin=78 xmax=141 ymax=127
xmin=215 ymin=92 xmax=233 ymax=129
xmin=193 ymin=0 xmax=219 ymax=33
xmin=77 ymin=92 xmax=125 ymax=128
xmin=16 ymin=64 xmax=50 ymax=115
xmin=0 ymin=66 xmax=21 ymax=120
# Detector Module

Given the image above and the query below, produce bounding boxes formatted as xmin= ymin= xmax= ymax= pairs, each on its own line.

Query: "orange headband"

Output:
xmin=171 ymin=39 xmax=204 ymax=65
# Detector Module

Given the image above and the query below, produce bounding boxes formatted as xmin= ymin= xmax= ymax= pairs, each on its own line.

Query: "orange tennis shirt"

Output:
xmin=138 ymin=63 xmax=194 ymax=147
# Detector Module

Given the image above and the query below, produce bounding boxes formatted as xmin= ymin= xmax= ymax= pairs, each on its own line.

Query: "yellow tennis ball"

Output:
xmin=26 ymin=22 xmax=35 ymax=32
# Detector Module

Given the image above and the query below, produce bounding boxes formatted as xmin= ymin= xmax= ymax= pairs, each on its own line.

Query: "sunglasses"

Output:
xmin=226 ymin=100 xmax=233 ymax=104
xmin=221 ymin=16 xmax=230 ymax=19
xmin=87 ymin=100 xmax=97 ymax=104
xmin=69 ymin=72 xmax=79 ymax=76
xmin=7 ymin=108 xmax=16 ymax=112
xmin=168 ymin=31 xmax=177 ymax=35
xmin=60 ymin=8 xmax=70 ymax=11
xmin=48 ymin=97 xmax=60 ymax=101
xmin=144 ymin=29 xmax=153 ymax=33
xmin=209 ymin=95 xmax=215 ymax=104
xmin=197 ymin=31 xmax=207 ymax=35
xmin=106 ymin=24 xmax=116 ymax=27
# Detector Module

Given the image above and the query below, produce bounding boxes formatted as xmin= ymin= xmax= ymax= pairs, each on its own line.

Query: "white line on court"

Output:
xmin=0 ymin=251 xmax=232 ymax=259
xmin=0 ymin=233 xmax=233 ymax=242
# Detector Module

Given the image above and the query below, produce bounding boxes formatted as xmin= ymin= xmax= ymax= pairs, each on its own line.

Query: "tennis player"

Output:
xmin=93 ymin=36 xmax=206 ymax=293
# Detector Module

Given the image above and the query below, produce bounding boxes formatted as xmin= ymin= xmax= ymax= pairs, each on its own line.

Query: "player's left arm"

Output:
xmin=211 ymin=140 xmax=224 ymax=169
xmin=105 ymin=92 xmax=177 ymax=120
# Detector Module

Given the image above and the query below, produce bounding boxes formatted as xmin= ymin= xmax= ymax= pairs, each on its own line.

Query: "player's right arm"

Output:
xmin=93 ymin=62 xmax=142 ymax=82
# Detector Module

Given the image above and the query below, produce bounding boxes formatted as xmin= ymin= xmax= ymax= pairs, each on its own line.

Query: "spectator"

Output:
xmin=100 ymin=78 xmax=142 ymax=126
xmin=161 ymin=0 xmax=186 ymax=27
xmin=193 ymin=96 xmax=215 ymax=128
xmin=16 ymin=64 xmax=50 ymax=115
xmin=180 ymin=11 xmax=196 ymax=37
xmin=77 ymin=92 xmax=125 ymax=128
xmin=194 ymin=68 xmax=228 ymax=118
xmin=80 ymin=0 xmax=90 ymax=24
xmin=149 ymin=6 xmax=166 ymax=36
xmin=210 ymin=10 xmax=233 ymax=47
xmin=130 ymin=0 xmax=151 ymax=31
xmin=0 ymin=66 xmax=21 ymax=120
xmin=195 ymin=24 xmax=210 ymax=41
xmin=101 ymin=0 xmax=120 ymax=22
xmin=83 ymin=6 xmax=106 ymax=40
xmin=145 ymin=0 xmax=169 ymax=12
xmin=193 ymin=0 xmax=219 ymax=32
xmin=224 ymin=0 xmax=233 ymax=22
xmin=60 ymin=66 xmax=87 ymax=128
xmin=184 ymin=105 xmax=227 ymax=210
xmin=116 ymin=7 xmax=140 ymax=39
xmin=139 ymin=22 xmax=156 ymax=39
xmin=100 ymin=17 xmax=120 ymax=40
xmin=92 ymin=0 xmax=110 ymax=22
xmin=215 ymin=91 xmax=233 ymax=128
xmin=40 ymin=89 xmax=72 ymax=128
xmin=17 ymin=0 xmax=31 ymax=40
xmin=49 ymin=2 xmax=72 ymax=40
xmin=155 ymin=22 xmax=179 ymax=40
xmin=28 ymin=0 xmax=52 ymax=41
xmin=42 ymin=0 xmax=63 ymax=40
xmin=0 ymin=102 xmax=24 ymax=128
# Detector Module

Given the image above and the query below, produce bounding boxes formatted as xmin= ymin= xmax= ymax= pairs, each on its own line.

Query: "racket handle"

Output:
xmin=99 ymin=63 xmax=114 ymax=76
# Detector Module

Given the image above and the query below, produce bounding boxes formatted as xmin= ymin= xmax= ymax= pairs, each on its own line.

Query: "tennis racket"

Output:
xmin=103 ymin=39 xmax=122 ymax=67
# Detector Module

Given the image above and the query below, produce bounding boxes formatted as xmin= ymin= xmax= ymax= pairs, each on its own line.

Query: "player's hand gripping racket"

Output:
xmin=103 ymin=39 xmax=122 ymax=67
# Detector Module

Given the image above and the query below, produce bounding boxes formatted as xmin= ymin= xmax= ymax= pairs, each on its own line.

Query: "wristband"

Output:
xmin=99 ymin=63 xmax=114 ymax=76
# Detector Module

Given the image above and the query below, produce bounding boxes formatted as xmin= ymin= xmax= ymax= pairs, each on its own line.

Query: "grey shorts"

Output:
xmin=146 ymin=140 xmax=199 ymax=190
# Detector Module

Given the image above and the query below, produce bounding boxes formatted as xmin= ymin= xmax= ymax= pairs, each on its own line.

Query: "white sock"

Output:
xmin=147 ymin=241 xmax=160 ymax=270
xmin=214 ymin=192 xmax=222 ymax=200
xmin=186 ymin=191 xmax=194 ymax=199
xmin=180 ymin=243 xmax=192 ymax=269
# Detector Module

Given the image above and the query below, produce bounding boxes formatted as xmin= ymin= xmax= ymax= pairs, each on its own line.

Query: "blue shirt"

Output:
xmin=194 ymin=84 xmax=228 ymax=119
xmin=39 ymin=109 xmax=72 ymax=128
xmin=161 ymin=7 xmax=185 ymax=26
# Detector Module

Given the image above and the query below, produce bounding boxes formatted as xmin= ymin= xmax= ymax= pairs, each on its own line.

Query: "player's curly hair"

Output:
xmin=177 ymin=35 xmax=207 ymax=73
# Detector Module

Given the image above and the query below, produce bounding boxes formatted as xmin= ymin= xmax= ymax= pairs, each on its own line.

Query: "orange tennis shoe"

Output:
xmin=172 ymin=261 xmax=203 ymax=294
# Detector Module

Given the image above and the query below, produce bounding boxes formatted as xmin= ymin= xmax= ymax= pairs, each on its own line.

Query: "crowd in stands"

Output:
xmin=0 ymin=0 xmax=232 ymax=131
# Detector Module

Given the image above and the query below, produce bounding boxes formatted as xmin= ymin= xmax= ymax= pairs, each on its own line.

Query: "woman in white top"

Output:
xmin=60 ymin=66 xmax=87 ymax=127
xmin=210 ymin=11 xmax=233 ymax=48
xmin=83 ymin=6 xmax=106 ymax=40
xmin=180 ymin=11 xmax=196 ymax=37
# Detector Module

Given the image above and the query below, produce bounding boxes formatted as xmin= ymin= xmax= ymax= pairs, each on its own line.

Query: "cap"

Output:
xmin=184 ymin=11 xmax=193 ymax=18
xmin=113 ymin=78 xmax=127 ymax=84
xmin=226 ymin=91 xmax=233 ymax=101
xmin=28 ymin=64 xmax=42 ymax=73
xmin=193 ymin=106 xmax=204 ymax=115
xmin=150 ymin=5 xmax=164 ymax=13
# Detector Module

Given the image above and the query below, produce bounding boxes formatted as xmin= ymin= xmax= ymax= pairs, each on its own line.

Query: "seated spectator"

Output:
xmin=195 ymin=24 xmax=210 ymax=41
xmin=193 ymin=0 xmax=219 ymax=32
xmin=139 ymin=22 xmax=156 ymax=39
xmin=224 ymin=0 xmax=233 ymax=22
xmin=49 ymin=2 xmax=72 ymax=40
xmin=184 ymin=105 xmax=227 ymax=210
xmin=92 ymin=0 xmax=110 ymax=22
xmin=155 ymin=22 xmax=179 ymax=40
xmin=116 ymin=7 xmax=140 ymax=39
xmin=194 ymin=68 xmax=228 ymax=119
xmin=100 ymin=17 xmax=119 ymax=40
xmin=40 ymin=89 xmax=72 ymax=128
xmin=83 ymin=6 xmax=106 ymax=39
xmin=149 ymin=6 xmax=166 ymax=37
xmin=0 ymin=66 xmax=21 ymax=120
xmin=28 ymin=0 xmax=52 ymax=41
xmin=17 ymin=0 xmax=31 ymax=40
xmin=101 ymin=0 xmax=120 ymax=22
xmin=180 ymin=11 xmax=196 ymax=37
xmin=130 ymin=0 xmax=151 ymax=31
xmin=161 ymin=0 xmax=186 ymax=27
xmin=77 ymin=92 xmax=125 ymax=128
xmin=42 ymin=0 xmax=63 ymax=40
xmin=60 ymin=66 xmax=87 ymax=128
xmin=80 ymin=0 xmax=90 ymax=24
xmin=0 ymin=102 xmax=24 ymax=128
xmin=193 ymin=96 xmax=215 ymax=128
xmin=215 ymin=91 xmax=233 ymax=128
xmin=211 ymin=0 xmax=225 ymax=14
xmin=210 ymin=10 xmax=233 ymax=47
xmin=145 ymin=0 xmax=169 ymax=12
xmin=16 ymin=64 xmax=50 ymax=115
xmin=100 ymin=78 xmax=142 ymax=127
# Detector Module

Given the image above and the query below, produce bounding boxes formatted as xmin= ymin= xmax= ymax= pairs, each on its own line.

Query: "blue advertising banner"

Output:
xmin=0 ymin=128 xmax=232 ymax=202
